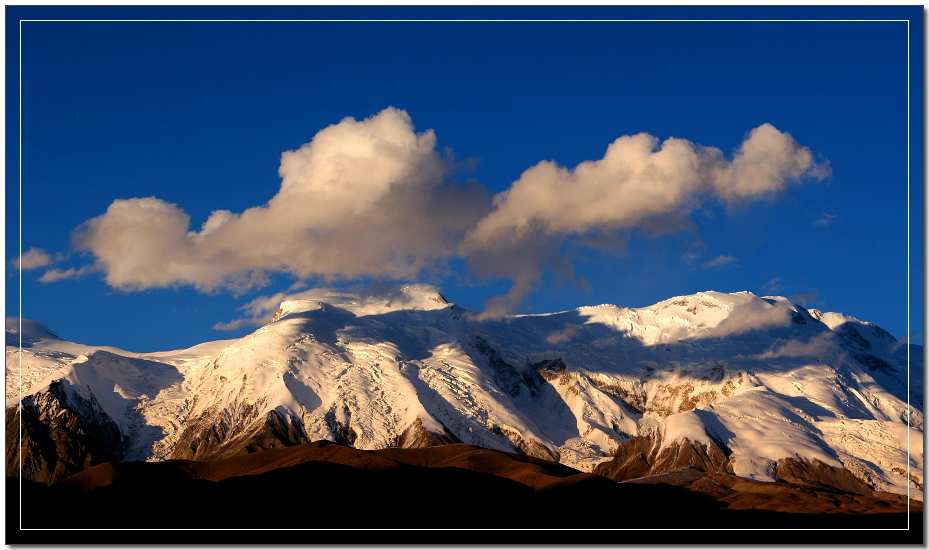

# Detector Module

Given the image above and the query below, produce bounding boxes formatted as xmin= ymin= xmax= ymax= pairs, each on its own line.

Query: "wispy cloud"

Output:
xmin=760 ymin=277 xmax=819 ymax=306
xmin=706 ymin=299 xmax=793 ymax=338
xmin=546 ymin=324 xmax=580 ymax=344
xmin=681 ymin=239 xmax=706 ymax=265
xmin=701 ymin=255 xmax=737 ymax=269
xmin=761 ymin=277 xmax=784 ymax=294
xmin=753 ymin=332 xmax=836 ymax=360
xmin=13 ymin=248 xmax=55 ymax=271
xmin=39 ymin=265 xmax=95 ymax=283
xmin=212 ymin=283 xmax=443 ymax=332
xmin=788 ymin=290 xmax=820 ymax=307
xmin=813 ymin=212 xmax=838 ymax=228
xmin=212 ymin=318 xmax=258 ymax=332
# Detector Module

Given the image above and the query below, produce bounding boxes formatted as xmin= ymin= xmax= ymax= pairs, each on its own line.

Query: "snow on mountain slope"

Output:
xmin=6 ymin=285 xmax=923 ymax=498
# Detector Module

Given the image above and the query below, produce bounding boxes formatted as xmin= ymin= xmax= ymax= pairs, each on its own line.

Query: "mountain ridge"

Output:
xmin=6 ymin=285 xmax=923 ymax=500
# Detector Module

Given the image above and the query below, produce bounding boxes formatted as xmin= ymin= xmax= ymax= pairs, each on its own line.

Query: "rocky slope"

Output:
xmin=5 ymin=285 xmax=923 ymax=498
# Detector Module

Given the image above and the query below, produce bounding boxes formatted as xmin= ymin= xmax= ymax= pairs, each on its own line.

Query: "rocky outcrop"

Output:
xmin=390 ymin=418 xmax=459 ymax=449
xmin=595 ymin=433 xmax=882 ymax=500
xmin=774 ymin=456 xmax=873 ymax=495
xmin=594 ymin=435 xmax=732 ymax=482
xmin=6 ymin=381 xmax=124 ymax=483
xmin=172 ymin=405 xmax=308 ymax=461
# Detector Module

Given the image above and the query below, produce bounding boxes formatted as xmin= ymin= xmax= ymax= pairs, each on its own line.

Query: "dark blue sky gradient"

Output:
xmin=6 ymin=6 xmax=923 ymax=350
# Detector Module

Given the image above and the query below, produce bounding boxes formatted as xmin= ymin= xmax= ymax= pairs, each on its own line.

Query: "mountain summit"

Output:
xmin=6 ymin=287 xmax=923 ymax=499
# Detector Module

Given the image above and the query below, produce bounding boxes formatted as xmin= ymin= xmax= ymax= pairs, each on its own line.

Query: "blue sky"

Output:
xmin=7 ymin=6 xmax=923 ymax=350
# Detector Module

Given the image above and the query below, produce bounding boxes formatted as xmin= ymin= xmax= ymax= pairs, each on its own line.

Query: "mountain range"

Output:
xmin=6 ymin=284 xmax=923 ymax=506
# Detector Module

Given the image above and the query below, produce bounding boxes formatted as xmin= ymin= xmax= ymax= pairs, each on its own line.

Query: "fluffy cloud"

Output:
xmin=462 ymin=123 xmax=827 ymax=316
xmin=13 ymin=248 xmax=54 ymax=271
xmin=73 ymin=108 xmax=489 ymax=292
xmin=60 ymin=109 xmax=826 ymax=319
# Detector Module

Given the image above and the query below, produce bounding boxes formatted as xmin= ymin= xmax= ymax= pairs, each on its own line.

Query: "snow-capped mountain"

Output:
xmin=6 ymin=285 xmax=923 ymax=499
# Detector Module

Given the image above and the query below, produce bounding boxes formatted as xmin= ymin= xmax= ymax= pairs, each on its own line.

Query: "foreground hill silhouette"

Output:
xmin=11 ymin=441 xmax=921 ymax=536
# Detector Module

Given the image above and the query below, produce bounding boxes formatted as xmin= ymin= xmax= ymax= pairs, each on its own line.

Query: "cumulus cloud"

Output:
xmin=462 ymin=123 xmax=827 ymax=316
xmin=701 ymin=255 xmax=737 ymax=269
xmin=706 ymin=299 xmax=794 ymax=338
xmin=14 ymin=248 xmax=55 ymax=271
xmin=57 ymin=109 xmax=826 ymax=320
xmin=72 ymin=108 xmax=489 ymax=292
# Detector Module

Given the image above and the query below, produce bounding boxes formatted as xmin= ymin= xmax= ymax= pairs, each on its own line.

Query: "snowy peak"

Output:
xmin=808 ymin=308 xmax=899 ymax=350
xmin=575 ymin=291 xmax=810 ymax=345
xmin=573 ymin=290 xmax=904 ymax=349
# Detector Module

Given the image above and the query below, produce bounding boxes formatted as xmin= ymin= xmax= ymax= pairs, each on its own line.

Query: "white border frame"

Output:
xmin=13 ymin=15 xmax=915 ymax=534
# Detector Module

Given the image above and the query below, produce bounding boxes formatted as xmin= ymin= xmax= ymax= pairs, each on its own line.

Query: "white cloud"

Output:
xmin=709 ymin=124 xmax=830 ymax=202
xmin=14 ymin=248 xmax=54 ymax=271
xmin=462 ymin=123 xmax=826 ymax=315
xmin=57 ymin=109 xmax=827 ymax=320
xmin=71 ymin=108 xmax=489 ymax=292
xmin=701 ymin=255 xmax=737 ymax=269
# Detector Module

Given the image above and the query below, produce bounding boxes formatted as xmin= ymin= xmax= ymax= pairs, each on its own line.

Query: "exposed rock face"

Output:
xmin=594 ymin=435 xmax=732 ymax=481
xmin=473 ymin=335 xmax=544 ymax=398
xmin=390 ymin=418 xmax=459 ymax=449
xmin=595 ymin=433 xmax=882 ymax=498
xmin=171 ymin=410 xmax=459 ymax=462
xmin=6 ymin=381 xmax=124 ymax=483
xmin=171 ymin=406 xmax=309 ymax=461
xmin=774 ymin=456 xmax=873 ymax=495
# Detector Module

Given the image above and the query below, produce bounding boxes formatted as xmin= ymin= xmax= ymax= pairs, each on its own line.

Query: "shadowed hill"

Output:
xmin=12 ymin=441 xmax=921 ymax=533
